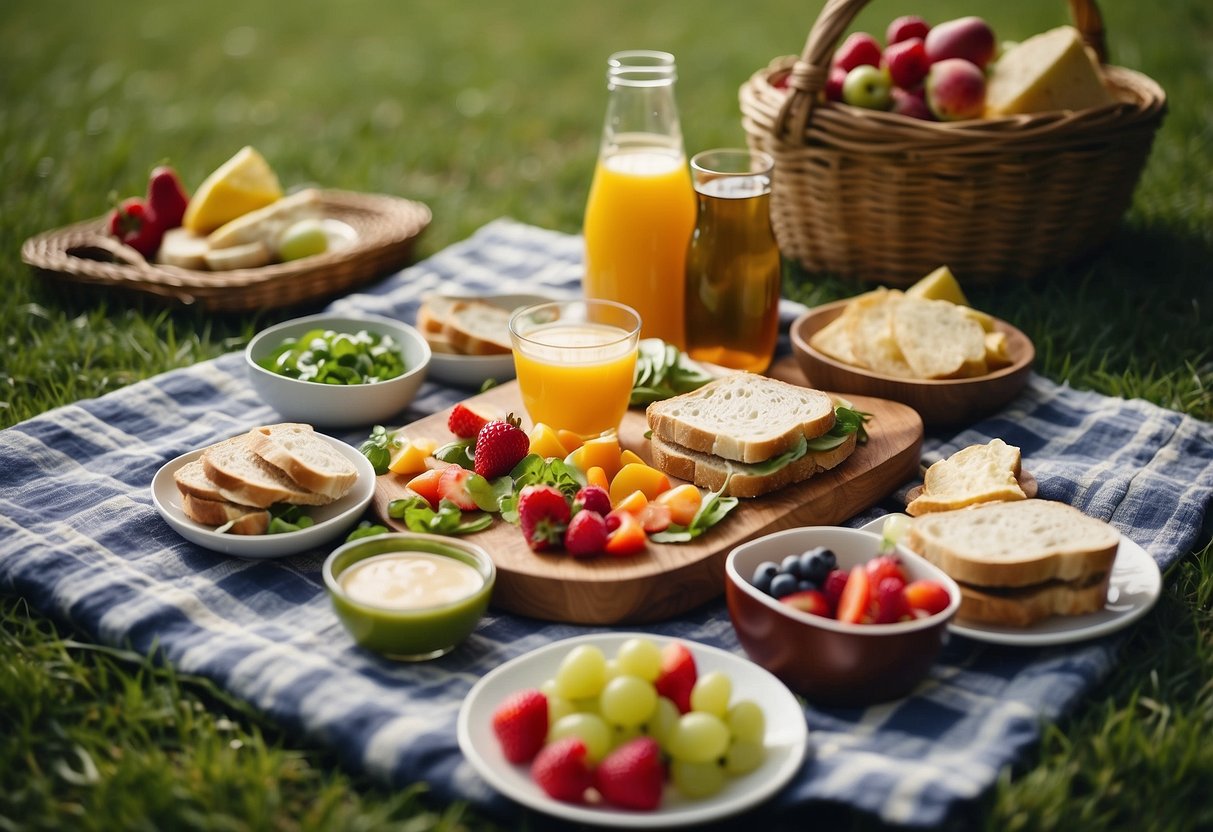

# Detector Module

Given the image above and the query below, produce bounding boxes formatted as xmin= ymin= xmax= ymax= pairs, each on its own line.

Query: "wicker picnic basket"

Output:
xmin=21 ymin=190 xmax=431 ymax=312
xmin=740 ymin=0 xmax=1166 ymax=285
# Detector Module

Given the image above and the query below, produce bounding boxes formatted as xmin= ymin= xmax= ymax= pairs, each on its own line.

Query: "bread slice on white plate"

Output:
xmin=416 ymin=294 xmax=461 ymax=335
xmin=245 ymin=423 xmax=358 ymax=501
xmin=953 ymin=571 xmax=1112 ymax=627
xmin=650 ymin=431 xmax=857 ymax=499
xmin=443 ymin=299 xmax=513 ymax=355
xmin=201 ymin=433 xmax=331 ymax=507
xmin=173 ymin=458 xmax=230 ymax=503
xmin=892 ymin=296 xmax=987 ymax=379
xmin=906 ymin=438 xmax=1026 ymax=516
xmin=180 ymin=492 xmax=270 ymax=535
xmin=646 ymin=374 xmax=836 ymax=464
xmin=905 ymin=499 xmax=1120 ymax=588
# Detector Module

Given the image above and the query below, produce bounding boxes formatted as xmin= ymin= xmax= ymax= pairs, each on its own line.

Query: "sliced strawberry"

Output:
xmin=405 ymin=467 xmax=444 ymax=509
xmin=517 ymin=484 xmax=571 ymax=552
xmin=447 ymin=402 xmax=492 ymax=439
xmin=490 ymin=688 xmax=548 ymax=764
xmin=836 ymin=564 xmax=871 ymax=624
xmin=437 ymin=465 xmax=478 ymax=511
xmin=594 ymin=737 xmax=664 ymax=811
xmin=866 ymin=554 xmax=906 ymax=586
xmin=474 ymin=414 xmax=530 ymax=478
xmin=654 ymin=641 xmax=696 ymax=714
xmin=905 ymin=579 xmax=952 ymax=616
xmin=781 ymin=588 xmax=831 ymax=617
xmin=564 ymin=509 xmax=608 ymax=558
xmin=822 ymin=568 xmax=849 ymax=614
xmin=604 ymin=509 xmax=646 ymax=557
xmin=531 ymin=737 xmax=592 ymax=803
xmin=638 ymin=502 xmax=672 ymax=534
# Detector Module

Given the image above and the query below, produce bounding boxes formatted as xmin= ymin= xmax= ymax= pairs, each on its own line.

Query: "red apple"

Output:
xmin=832 ymin=32 xmax=882 ymax=72
xmin=883 ymin=37 xmax=929 ymax=89
xmin=890 ymin=86 xmax=933 ymax=120
xmin=824 ymin=65 xmax=847 ymax=101
xmin=926 ymin=58 xmax=986 ymax=121
xmin=924 ymin=16 xmax=997 ymax=69
xmin=886 ymin=15 xmax=930 ymax=45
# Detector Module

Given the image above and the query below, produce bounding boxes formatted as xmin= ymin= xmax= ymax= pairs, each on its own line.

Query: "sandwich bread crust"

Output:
xmin=200 ymin=432 xmax=331 ymax=508
xmin=245 ymin=423 xmax=358 ymax=501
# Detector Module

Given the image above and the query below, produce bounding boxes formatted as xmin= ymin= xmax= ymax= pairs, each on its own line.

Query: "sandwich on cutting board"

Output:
xmin=645 ymin=374 xmax=862 ymax=498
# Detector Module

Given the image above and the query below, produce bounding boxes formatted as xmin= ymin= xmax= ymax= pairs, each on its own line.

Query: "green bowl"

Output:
xmin=323 ymin=532 xmax=495 ymax=661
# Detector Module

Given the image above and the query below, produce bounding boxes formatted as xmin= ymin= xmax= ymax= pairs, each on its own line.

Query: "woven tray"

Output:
xmin=740 ymin=0 xmax=1167 ymax=285
xmin=21 ymin=190 xmax=431 ymax=312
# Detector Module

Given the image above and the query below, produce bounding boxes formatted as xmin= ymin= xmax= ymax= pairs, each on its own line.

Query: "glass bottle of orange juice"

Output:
xmin=583 ymin=50 xmax=695 ymax=348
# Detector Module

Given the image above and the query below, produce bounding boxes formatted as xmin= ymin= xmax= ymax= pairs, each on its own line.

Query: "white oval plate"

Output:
xmin=150 ymin=433 xmax=375 ymax=559
xmin=425 ymin=292 xmax=560 ymax=388
xmin=863 ymin=514 xmax=1163 ymax=646
xmin=456 ymin=632 xmax=809 ymax=828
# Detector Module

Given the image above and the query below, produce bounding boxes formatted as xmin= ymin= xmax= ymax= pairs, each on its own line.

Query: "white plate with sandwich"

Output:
xmin=151 ymin=424 xmax=375 ymax=559
xmin=416 ymin=292 xmax=563 ymax=388
xmin=867 ymin=503 xmax=1162 ymax=647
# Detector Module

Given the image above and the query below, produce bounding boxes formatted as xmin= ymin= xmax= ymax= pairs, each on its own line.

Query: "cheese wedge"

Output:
xmin=985 ymin=26 xmax=1116 ymax=117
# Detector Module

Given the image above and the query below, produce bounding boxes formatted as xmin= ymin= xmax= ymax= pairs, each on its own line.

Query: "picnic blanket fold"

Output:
xmin=2 ymin=218 xmax=1211 ymax=827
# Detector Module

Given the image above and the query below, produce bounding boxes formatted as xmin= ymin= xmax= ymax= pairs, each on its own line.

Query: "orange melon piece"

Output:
xmin=566 ymin=435 xmax=623 ymax=480
xmin=528 ymin=423 xmax=568 ymax=460
xmin=388 ymin=437 xmax=438 ymax=475
xmin=609 ymin=462 xmax=671 ymax=506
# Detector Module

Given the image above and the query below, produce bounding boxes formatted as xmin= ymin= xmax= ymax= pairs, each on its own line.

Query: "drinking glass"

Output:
xmin=509 ymin=300 xmax=641 ymax=436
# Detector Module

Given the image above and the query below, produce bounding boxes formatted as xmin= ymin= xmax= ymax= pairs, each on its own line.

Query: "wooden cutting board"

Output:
xmin=371 ymin=357 xmax=923 ymax=624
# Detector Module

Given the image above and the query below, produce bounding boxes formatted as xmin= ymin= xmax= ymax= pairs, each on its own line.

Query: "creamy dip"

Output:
xmin=340 ymin=551 xmax=483 ymax=610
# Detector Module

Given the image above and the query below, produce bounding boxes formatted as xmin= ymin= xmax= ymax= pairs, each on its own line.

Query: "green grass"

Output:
xmin=1 ymin=0 xmax=1211 ymax=828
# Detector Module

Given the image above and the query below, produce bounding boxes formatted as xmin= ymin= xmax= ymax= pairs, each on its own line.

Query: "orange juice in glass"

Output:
xmin=509 ymin=300 xmax=640 ymax=437
xmin=583 ymin=50 xmax=695 ymax=348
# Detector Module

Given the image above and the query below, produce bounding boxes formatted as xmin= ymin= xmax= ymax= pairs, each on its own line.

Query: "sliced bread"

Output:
xmin=416 ymin=294 xmax=462 ymax=335
xmin=905 ymin=439 xmax=1026 ymax=516
xmin=244 ymin=423 xmax=358 ymax=501
xmin=954 ymin=571 xmax=1111 ymax=627
xmin=173 ymin=458 xmax=229 ymax=503
xmin=649 ymin=432 xmax=857 ymax=498
xmin=892 ymin=296 xmax=987 ymax=379
xmin=442 ymin=299 xmax=513 ymax=355
xmin=646 ymin=374 xmax=836 ymax=464
xmin=847 ymin=290 xmax=916 ymax=379
xmin=201 ymin=433 xmax=331 ymax=507
xmin=180 ymin=493 xmax=270 ymax=535
xmin=905 ymin=499 xmax=1120 ymax=588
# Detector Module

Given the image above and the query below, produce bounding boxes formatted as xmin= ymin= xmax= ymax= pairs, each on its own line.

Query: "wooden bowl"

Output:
xmin=790 ymin=299 xmax=1034 ymax=429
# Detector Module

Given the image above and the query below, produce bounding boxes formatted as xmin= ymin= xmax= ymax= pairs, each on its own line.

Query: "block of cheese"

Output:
xmin=985 ymin=26 xmax=1116 ymax=117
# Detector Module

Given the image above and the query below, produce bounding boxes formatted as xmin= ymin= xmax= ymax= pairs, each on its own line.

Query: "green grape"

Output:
xmin=667 ymin=712 xmax=729 ymax=763
xmin=547 ymin=694 xmax=576 ymax=726
xmin=599 ymin=675 xmax=658 ymax=728
xmin=548 ymin=712 xmax=613 ymax=762
xmin=604 ymin=658 xmax=622 ymax=681
xmin=689 ymin=670 xmax=732 ymax=718
xmin=554 ymin=645 xmax=608 ymax=700
xmin=540 ymin=678 xmax=559 ymax=698
xmin=646 ymin=696 xmax=681 ymax=752
xmin=671 ymin=758 xmax=726 ymax=798
xmin=723 ymin=739 xmax=765 ymax=775
xmin=614 ymin=637 xmax=662 ymax=682
xmin=572 ymin=696 xmax=600 ymax=714
xmin=726 ymin=700 xmax=765 ymax=744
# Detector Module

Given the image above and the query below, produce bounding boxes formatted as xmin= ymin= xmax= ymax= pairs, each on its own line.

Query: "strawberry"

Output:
xmin=781 ymin=588 xmax=831 ymax=617
xmin=872 ymin=575 xmax=909 ymax=624
xmin=491 ymin=688 xmax=549 ymax=764
xmin=836 ymin=564 xmax=871 ymax=624
xmin=146 ymin=165 xmax=190 ymax=229
xmin=654 ymin=641 xmax=696 ymax=713
xmin=904 ymin=579 xmax=952 ymax=616
xmin=107 ymin=197 xmax=163 ymax=258
xmin=604 ymin=509 xmax=647 ymax=557
xmin=531 ymin=737 xmax=593 ymax=803
xmin=564 ymin=509 xmax=608 ymax=558
xmin=405 ymin=467 xmax=444 ymax=509
xmin=866 ymin=554 xmax=906 ymax=586
xmin=594 ymin=737 xmax=664 ymax=811
xmin=638 ymin=502 xmax=671 ymax=534
xmin=517 ymin=484 xmax=571 ymax=552
xmin=822 ymin=568 xmax=849 ymax=612
xmin=474 ymin=414 xmax=530 ymax=478
xmin=437 ymin=465 xmax=478 ymax=511
xmin=573 ymin=485 xmax=611 ymax=517
xmin=447 ymin=403 xmax=491 ymax=439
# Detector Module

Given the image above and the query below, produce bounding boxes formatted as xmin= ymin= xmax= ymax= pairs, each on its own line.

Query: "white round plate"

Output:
xmin=425 ymin=292 xmax=560 ymax=388
xmin=456 ymin=632 xmax=809 ymax=828
xmin=150 ymin=433 xmax=375 ymax=559
xmin=862 ymin=514 xmax=1163 ymax=647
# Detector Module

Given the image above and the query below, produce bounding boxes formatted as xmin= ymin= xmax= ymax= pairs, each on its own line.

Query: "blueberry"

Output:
xmin=798 ymin=547 xmax=838 ymax=584
xmin=769 ymin=572 xmax=799 ymax=598
xmin=780 ymin=553 xmax=803 ymax=579
xmin=751 ymin=561 xmax=780 ymax=594
xmin=797 ymin=579 xmax=817 ymax=593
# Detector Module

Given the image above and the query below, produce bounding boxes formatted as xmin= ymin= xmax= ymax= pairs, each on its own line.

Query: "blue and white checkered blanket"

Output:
xmin=3 ymin=219 xmax=1211 ymax=826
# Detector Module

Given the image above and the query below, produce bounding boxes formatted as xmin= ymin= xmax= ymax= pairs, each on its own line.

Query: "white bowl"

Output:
xmin=246 ymin=313 xmax=430 ymax=429
xmin=425 ymin=292 xmax=559 ymax=388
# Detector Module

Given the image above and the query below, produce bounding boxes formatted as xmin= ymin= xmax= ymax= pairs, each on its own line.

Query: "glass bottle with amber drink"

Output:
xmin=684 ymin=149 xmax=781 ymax=373
xmin=583 ymin=50 xmax=695 ymax=348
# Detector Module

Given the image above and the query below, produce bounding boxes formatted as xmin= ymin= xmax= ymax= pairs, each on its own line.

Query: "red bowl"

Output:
xmin=725 ymin=525 xmax=961 ymax=707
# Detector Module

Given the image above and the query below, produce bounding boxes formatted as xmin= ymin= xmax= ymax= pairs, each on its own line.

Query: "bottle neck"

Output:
xmin=600 ymin=51 xmax=684 ymax=158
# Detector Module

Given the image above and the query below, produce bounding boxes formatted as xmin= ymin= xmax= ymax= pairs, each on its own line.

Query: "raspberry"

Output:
xmin=594 ymin=737 xmax=664 ymax=811
xmin=531 ymin=737 xmax=592 ymax=803
xmin=564 ymin=509 xmax=608 ymax=558
xmin=490 ymin=688 xmax=548 ymax=764
xmin=573 ymin=485 xmax=611 ymax=516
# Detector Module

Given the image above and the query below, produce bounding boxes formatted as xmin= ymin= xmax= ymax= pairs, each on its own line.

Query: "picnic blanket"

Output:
xmin=3 ymin=218 xmax=1212 ymax=827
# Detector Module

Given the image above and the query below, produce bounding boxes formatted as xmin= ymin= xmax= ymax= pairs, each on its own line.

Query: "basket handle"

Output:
xmin=773 ymin=0 xmax=1110 ymax=140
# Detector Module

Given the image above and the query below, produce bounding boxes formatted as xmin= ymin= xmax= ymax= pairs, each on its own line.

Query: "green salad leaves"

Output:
xmin=630 ymin=339 xmax=714 ymax=406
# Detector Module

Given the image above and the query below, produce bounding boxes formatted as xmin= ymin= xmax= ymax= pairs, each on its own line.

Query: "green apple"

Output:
xmin=841 ymin=64 xmax=893 ymax=110
xmin=277 ymin=218 xmax=329 ymax=261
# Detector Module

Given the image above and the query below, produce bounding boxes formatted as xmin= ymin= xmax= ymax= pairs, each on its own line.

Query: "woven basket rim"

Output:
xmin=20 ymin=189 xmax=431 ymax=309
